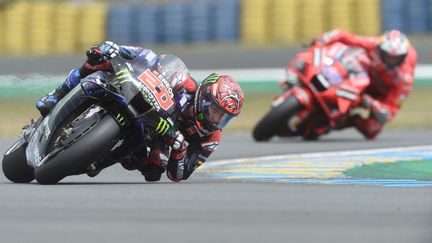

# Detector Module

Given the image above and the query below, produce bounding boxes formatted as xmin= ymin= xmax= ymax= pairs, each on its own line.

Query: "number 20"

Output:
xmin=138 ymin=70 xmax=174 ymax=111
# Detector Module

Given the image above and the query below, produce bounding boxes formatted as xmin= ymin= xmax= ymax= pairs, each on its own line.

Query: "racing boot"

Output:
xmin=36 ymin=69 xmax=81 ymax=116
xmin=36 ymin=84 xmax=69 ymax=116
xmin=36 ymin=43 xmax=116 ymax=116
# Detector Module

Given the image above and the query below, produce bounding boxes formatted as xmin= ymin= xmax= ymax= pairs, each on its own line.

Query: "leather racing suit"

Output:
xmin=41 ymin=44 xmax=221 ymax=182
xmin=314 ymin=29 xmax=417 ymax=139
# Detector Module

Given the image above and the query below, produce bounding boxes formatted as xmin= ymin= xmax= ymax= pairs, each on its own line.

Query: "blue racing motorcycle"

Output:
xmin=2 ymin=54 xmax=188 ymax=184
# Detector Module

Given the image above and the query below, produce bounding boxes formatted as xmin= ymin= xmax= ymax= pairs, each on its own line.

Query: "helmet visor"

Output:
xmin=379 ymin=48 xmax=406 ymax=69
xmin=202 ymin=100 xmax=234 ymax=130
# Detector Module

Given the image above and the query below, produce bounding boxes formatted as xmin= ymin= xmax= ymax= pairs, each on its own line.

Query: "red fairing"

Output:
xmin=290 ymin=87 xmax=313 ymax=110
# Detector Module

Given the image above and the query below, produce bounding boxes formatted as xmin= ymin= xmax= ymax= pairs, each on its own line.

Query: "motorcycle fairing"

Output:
xmin=26 ymin=82 xmax=95 ymax=168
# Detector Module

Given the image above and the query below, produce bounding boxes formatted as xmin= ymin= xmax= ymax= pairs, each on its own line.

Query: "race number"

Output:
xmin=138 ymin=70 xmax=174 ymax=111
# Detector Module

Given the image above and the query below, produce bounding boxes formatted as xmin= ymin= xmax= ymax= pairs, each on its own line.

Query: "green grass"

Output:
xmin=344 ymin=159 xmax=432 ymax=181
xmin=1 ymin=87 xmax=431 ymax=137
xmin=386 ymin=87 xmax=432 ymax=129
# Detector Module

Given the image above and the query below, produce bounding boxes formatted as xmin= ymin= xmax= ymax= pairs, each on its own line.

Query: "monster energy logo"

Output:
xmin=155 ymin=117 xmax=170 ymax=135
xmin=202 ymin=73 xmax=220 ymax=84
xmin=115 ymin=113 xmax=126 ymax=126
xmin=114 ymin=69 xmax=133 ymax=84
xmin=196 ymin=112 xmax=204 ymax=121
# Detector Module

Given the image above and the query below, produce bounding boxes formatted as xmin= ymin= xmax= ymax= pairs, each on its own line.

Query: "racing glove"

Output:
xmin=310 ymin=29 xmax=341 ymax=47
xmin=310 ymin=38 xmax=326 ymax=47
xmin=166 ymin=131 xmax=189 ymax=182
xmin=100 ymin=41 xmax=120 ymax=59
xmin=171 ymin=131 xmax=188 ymax=151
xmin=80 ymin=41 xmax=120 ymax=77
xmin=360 ymin=94 xmax=391 ymax=124
xmin=169 ymin=131 xmax=189 ymax=163
xmin=86 ymin=45 xmax=106 ymax=65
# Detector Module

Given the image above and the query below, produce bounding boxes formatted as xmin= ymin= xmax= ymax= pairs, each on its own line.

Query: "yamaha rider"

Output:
xmin=36 ymin=41 xmax=245 ymax=182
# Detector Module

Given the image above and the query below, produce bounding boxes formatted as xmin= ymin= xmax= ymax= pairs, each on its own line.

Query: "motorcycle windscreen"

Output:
xmin=134 ymin=54 xmax=189 ymax=114
xmin=155 ymin=54 xmax=189 ymax=88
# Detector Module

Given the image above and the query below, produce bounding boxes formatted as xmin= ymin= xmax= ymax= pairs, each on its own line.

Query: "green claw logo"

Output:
xmin=114 ymin=69 xmax=133 ymax=84
xmin=155 ymin=117 xmax=170 ymax=135
xmin=196 ymin=112 xmax=204 ymax=121
xmin=202 ymin=73 xmax=220 ymax=84
xmin=115 ymin=113 xmax=126 ymax=126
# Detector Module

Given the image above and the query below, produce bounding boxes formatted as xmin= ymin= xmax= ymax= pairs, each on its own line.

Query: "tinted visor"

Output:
xmin=202 ymin=100 xmax=234 ymax=130
xmin=379 ymin=48 xmax=406 ymax=69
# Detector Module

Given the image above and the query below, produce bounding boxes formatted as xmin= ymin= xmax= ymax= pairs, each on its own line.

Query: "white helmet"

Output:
xmin=378 ymin=30 xmax=409 ymax=69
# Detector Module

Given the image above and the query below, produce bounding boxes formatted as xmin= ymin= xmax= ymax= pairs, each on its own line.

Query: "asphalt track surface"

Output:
xmin=1 ymin=47 xmax=432 ymax=243
xmin=1 ymin=130 xmax=432 ymax=243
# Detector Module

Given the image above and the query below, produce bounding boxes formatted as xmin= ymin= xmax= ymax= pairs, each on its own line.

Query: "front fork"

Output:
xmin=287 ymin=86 xmax=332 ymax=138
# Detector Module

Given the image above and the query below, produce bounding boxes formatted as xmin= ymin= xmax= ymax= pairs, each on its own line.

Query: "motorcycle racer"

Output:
xmin=311 ymin=29 xmax=417 ymax=139
xmin=279 ymin=42 xmax=371 ymax=139
xmin=36 ymin=41 xmax=244 ymax=182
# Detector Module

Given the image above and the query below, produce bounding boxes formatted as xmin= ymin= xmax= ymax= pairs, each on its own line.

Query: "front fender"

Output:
xmin=272 ymin=87 xmax=313 ymax=111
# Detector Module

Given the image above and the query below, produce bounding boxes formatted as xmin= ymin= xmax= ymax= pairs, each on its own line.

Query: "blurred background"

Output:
xmin=0 ymin=0 xmax=431 ymax=135
xmin=0 ymin=0 xmax=429 ymax=55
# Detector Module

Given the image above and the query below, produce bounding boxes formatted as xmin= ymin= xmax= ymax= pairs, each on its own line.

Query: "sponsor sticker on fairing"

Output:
xmin=335 ymin=89 xmax=357 ymax=101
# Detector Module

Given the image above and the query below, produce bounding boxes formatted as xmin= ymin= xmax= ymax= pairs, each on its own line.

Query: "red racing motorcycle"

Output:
xmin=253 ymin=42 xmax=371 ymax=141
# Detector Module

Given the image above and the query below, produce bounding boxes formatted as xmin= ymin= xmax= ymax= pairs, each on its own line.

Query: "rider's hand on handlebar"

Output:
xmin=360 ymin=94 xmax=390 ymax=124
xmin=100 ymin=41 xmax=120 ymax=59
xmin=81 ymin=41 xmax=119 ymax=74
xmin=86 ymin=41 xmax=120 ymax=64
xmin=85 ymin=45 xmax=107 ymax=66
xmin=81 ymin=44 xmax=114 ymax=74
xmin=309 ymin=38 xmax=326 ymax=47
xmin=171 ymin=131 xmax=189 ymax=151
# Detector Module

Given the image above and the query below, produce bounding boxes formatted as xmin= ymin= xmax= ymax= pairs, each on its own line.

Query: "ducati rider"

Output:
xmin=36 ymin=41 xmax=245 ymax=182
xmin=312 ymin=29 xmax=417 ymax=139
xmin=282 ymin=29 xmax=417 ymax=139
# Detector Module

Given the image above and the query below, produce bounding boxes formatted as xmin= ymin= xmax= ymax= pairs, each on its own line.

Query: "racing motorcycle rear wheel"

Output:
xmin=252 ymin=96 xmax=302 ymax=141
xmin=2 ymin=140 xmax=34 ymax=183
xmin=34 ymin=106 xmax=121 ymax=185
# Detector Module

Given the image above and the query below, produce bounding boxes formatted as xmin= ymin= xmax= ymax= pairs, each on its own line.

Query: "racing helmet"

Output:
xmin=194 ymin=73 xmax=244 ymax=132
xmin=378 ymin=30 xmax=409 ymax=69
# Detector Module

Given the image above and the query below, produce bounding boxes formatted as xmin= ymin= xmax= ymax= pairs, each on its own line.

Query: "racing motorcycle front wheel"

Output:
xmin=252 ymin=96 xmax=302 ymax=141
xmin=2 ymin=140 xmax=34 ymax=183
xmin=34 ymin=107 xmax=121 ymax=185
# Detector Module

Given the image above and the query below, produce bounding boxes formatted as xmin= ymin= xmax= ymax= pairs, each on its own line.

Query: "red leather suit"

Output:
xmin=316 ymin=29 xmax=417 ymax=139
